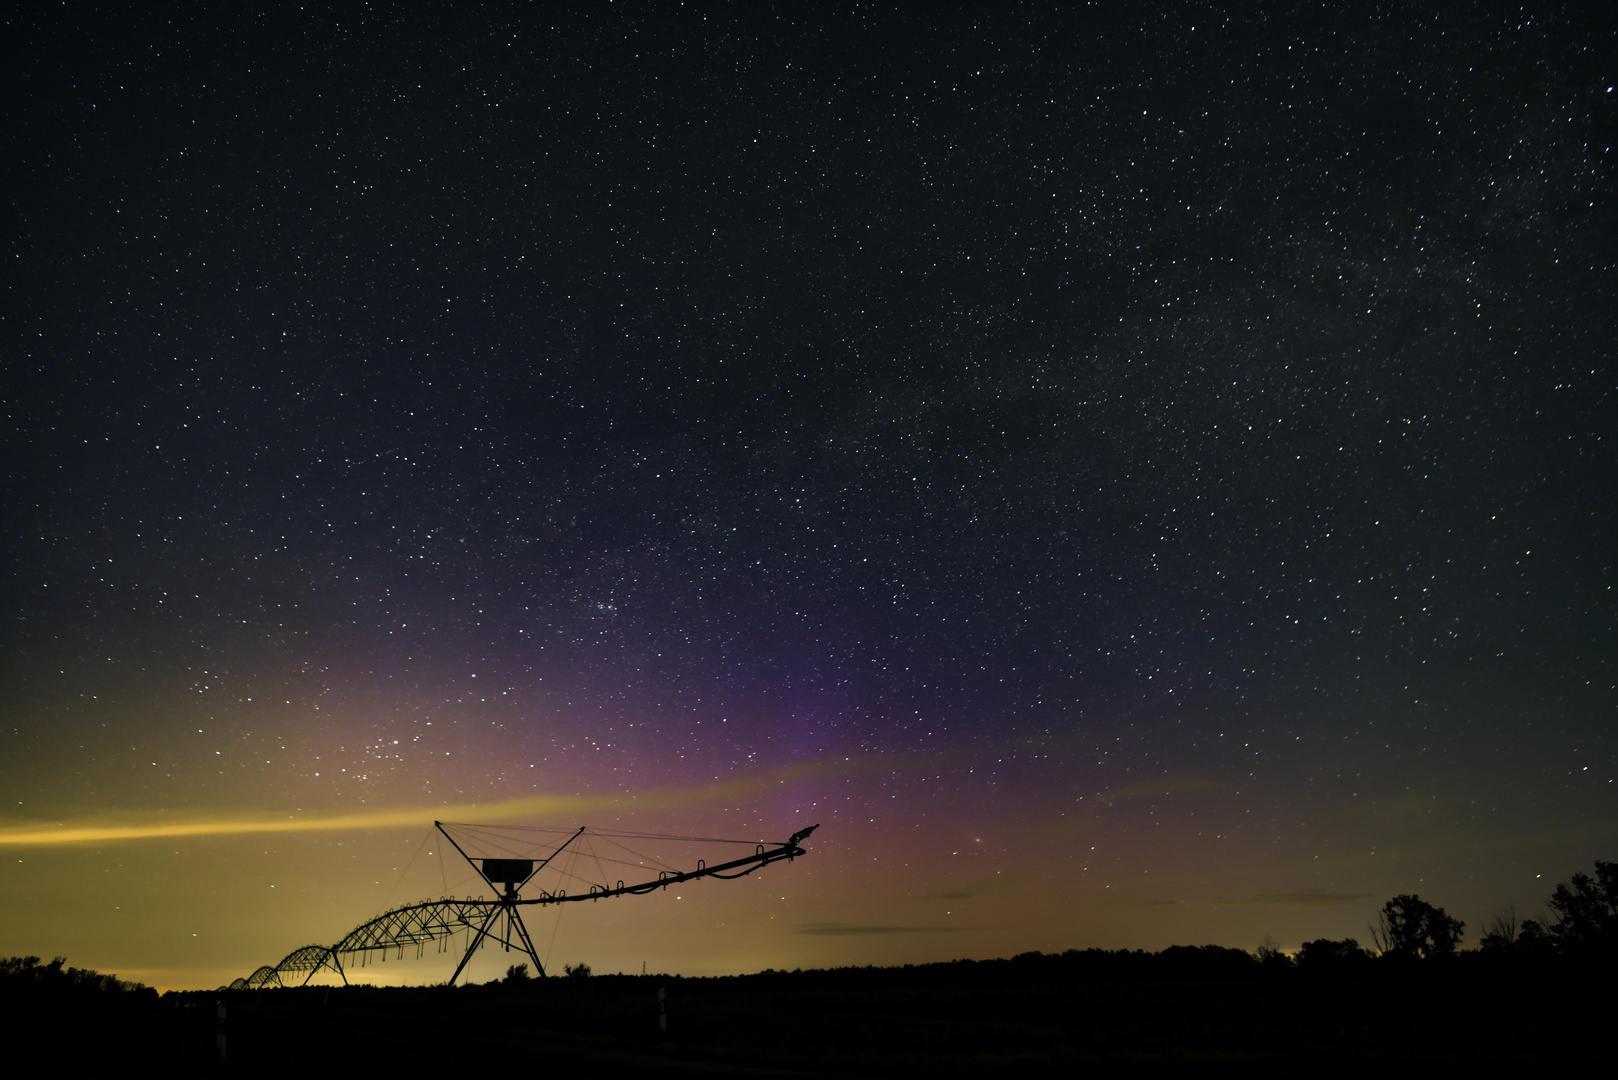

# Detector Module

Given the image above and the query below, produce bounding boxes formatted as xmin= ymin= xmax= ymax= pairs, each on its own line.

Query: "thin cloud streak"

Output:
xmin=0 ymin=757 xmax=884 ymax=846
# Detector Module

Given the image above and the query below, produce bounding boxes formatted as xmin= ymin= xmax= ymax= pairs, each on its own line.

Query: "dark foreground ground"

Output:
xmin=7 ymin=949 xmax=1612 ymax=1075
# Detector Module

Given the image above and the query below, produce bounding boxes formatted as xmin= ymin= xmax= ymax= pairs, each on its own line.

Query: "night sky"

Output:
xmin=4 ymin=4 xmax=1615 ymax=990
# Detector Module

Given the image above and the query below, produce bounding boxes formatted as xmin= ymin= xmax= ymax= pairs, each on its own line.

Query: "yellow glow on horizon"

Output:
xmin=0 ymin=754 xmax=904 ymax=846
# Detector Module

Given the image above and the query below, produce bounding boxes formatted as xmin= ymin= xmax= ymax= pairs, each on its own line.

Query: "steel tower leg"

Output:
xmin=507 ymin=905 xmax=545 ymax=977
xmin=448 ymin=905 xmax=502 ymax=986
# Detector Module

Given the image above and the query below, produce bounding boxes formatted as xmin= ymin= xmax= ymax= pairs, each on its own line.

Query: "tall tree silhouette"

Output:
xmin=1479 ymin=905 xmax=1519 ymax=951
xmin=1370 ymin=895 xmax=1464 ymax=959
xmin=1547 ymin=862 xmax=1617 ymax=956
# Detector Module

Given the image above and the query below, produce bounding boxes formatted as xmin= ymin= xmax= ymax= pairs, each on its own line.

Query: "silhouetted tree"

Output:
xmin=0 ymin=955 xmax=149 ymax=995
xmin=1479 ymin=905 xmax=1519 ymax=951
xmin=564 ymin=962 xmax=592 ymax=978
xmin=504 ymin=963 xmax=530 ymax=983
xmin=1254 ymin=935 xmax=1292 ymax=968
xmin=1509 ymin=917 xmax=1560 ymax=958
xmin=0 ymin=955 xmax=159 ymax=1066
xmin=1370 ymin=895 xmax=1464 ymax=958
xmin=1296 ymin=938 xmax=1371 ymax=969
xmin=1547 ymin=861 xmax=1617 ymax=956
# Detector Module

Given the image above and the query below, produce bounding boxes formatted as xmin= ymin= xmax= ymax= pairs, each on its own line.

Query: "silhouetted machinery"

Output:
xmin=228 ymin=822 xmax=818 ymax=989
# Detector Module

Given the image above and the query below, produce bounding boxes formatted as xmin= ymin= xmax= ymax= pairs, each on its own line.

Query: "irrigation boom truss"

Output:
xmin=227 ymin=822 xmax=818 ymax=990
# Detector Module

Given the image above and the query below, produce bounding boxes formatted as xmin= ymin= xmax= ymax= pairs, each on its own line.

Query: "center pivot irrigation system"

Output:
xmin=227 ymin=821 xmax=818 ymax=990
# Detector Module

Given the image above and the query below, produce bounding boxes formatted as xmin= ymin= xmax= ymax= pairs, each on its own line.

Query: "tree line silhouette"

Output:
xmin=1250 ymin=859 xmax=1617 ymax=969
xmin=0 ymin=955 xmax=168 ymax=1067
xmin=0 ymin=953 xmax=156 ymax=998
xmin=2 ymin=859 xmax=1611 ymax=1068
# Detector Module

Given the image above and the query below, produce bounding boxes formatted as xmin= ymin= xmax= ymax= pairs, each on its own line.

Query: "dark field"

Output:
xmin=11 ymin=949 xmax=1610 ymax=1075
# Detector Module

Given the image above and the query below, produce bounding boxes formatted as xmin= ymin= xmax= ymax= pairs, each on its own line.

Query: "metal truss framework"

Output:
xmin=227 ymin=822 xmax=817 ymax=990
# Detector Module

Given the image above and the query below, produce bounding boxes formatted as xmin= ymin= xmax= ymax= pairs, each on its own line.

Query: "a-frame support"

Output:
xmin=297 ymin=948 xmax=348 ymax=987
xmin=437 ymin=821 xmax=584 ymax=985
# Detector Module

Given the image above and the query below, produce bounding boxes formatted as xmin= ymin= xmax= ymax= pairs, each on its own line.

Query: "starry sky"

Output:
xmin=3 ymin=4 xmax=1615 ymax=990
